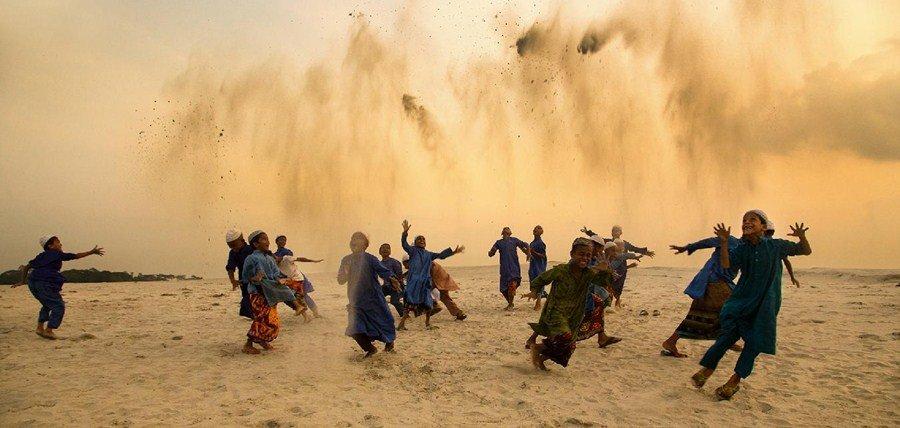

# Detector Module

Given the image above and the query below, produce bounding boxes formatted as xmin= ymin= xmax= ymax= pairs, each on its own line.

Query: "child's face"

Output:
xmin=48 ymin=238 xmax=62 ymax=251
xmin=611 ymin=226 xmax=623 ymax=239
xmin=571 ymin=246 xmax=593 ymax=268
xmin=742 ymin=213 xmax=766 ymax=237
xmin=533 ymin=226 xmax=543 ymax=237
xmin=275 ymin=237 xmax=286 ymax=247
xmin=414 ymin=236 xmax=426 ymax=248
xmin=227 ymin=237 xmax=245 ymax=250
xmin=402 ymin=260 xmax=409 ymax=269
xmin=379 ymin=244 xmax=391 ymax=258
xmin=254 ymin=234 xmax=270 ymax=252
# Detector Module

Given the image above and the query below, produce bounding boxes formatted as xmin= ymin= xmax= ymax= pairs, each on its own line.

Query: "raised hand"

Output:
xmin=788 ymin=222 xmax=808 ymax=238
xmin=714 ymin=223 xmax=731 ymax=241
xmin=580 ymin=226 xmax=590 ymax=234
xmin=670 ymin=245 xmax=687 ymax=254
xmin=402 ymin=219 xmax=411 ymax=233
xmin=92 ymin=246 xmax=105 ymax=256
xmin=454 ymin=245 xmax=466 ymax=254
xmin=646 ymin=250 xmax=655 ymax=258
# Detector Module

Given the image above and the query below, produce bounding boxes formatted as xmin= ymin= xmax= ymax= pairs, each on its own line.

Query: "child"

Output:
xmin=608 ymin=239 xmax=642 ymax=307
xmin=488 ymin=227 xmax=531 ymax=310
xmin=274 ymin=253 xmax=313 ymax=322
xmin=691 ymin=210 xmax=811 ymax=400
xmin=241 ymin=231 xmax=297 ymax=355
xmin=225 ymin=229 xmax=254 ymax=319
xmin=523 ymin=237 xmax=609 ymax=370
xmin=378 ymin=243 xmax=405 ymax=317
xmin=12 ymin=235 xmax=104 ymax=339
xmin=528 ymin=225 xmax=548 ymax=311
xmin=430 ymin=261 xmax=467 ymax=321
xmin=338 ymin=232 xmax=402 ymax=357
xmin=398 ymin=219 xmax=464 ymax=330
xmin=274 ymin=235 xmax=324 ymax=318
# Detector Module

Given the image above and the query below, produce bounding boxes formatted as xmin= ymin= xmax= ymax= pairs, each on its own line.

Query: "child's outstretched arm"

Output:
xmin=788 ymin=223 xmax=812 ymax=255
xmin=714 ymin=223 xmax=732 ymax=269
xmin=784 ymin=257 xmax=800 ymax=287
xmin=11 ymin=264 xmax=31 ymax=288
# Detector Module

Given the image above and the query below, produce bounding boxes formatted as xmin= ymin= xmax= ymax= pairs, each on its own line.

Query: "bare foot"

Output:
xmin=729 ymin=344 xmax=743 ymax=352
xmin=597 ymin=336 xmax=622 ymax=348
xmin=504 ymin=303 xmax=515 ymax=311
xmin=364 ymin=348 xmax=379 ymax=358
xmin=39 ymin=328 xmax=57 ymax=340
xmin=455 ymin=313 xmax=467 ymax=321
xmin=242 ymin=343 xmax=260 ymax=354
xmin=533 ymin=300 xmax=542 ymax=311
xmin=661 ymin=341 xmax=688 ymax=358
xmin=530 ymin=344 xmax=549 ymax=371
xmin=35 ymin=323 xmax=45 ymax=337
xmin=397 ymin=324 xmax=407 ymax=331
xmin=426 ymin=324 xmax=439 ymax=330
xmin=384 ymin=342 xmax=395 ymax=352
xmin=259 ymin=342 xmax=274 ymax=351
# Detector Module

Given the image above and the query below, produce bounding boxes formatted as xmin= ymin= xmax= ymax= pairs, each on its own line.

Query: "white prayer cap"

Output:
xmin=589 ymin=235 xmax=605 ymax=245
xmin=744 ymin=209 xmax=771 ymax=228
xmin=603 ymin=241 xmax=617 ymax=250
xmin=402 ymin=254 xmax=410 ymax=262
xmin=39 ymin=235 xmax=57 ymax=249
xmin=225 ymin=229 xmax=242 ymax=243
xmin=247 ymin=230 xmax=265 ymax=244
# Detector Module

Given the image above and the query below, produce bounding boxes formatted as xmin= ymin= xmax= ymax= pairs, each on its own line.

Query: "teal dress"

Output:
xmin=720 ymin=236 xmax=801 ymax=354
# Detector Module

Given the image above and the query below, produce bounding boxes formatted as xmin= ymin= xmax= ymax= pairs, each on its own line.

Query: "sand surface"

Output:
xmin=0 ymin=266 xmax=898 ymax=427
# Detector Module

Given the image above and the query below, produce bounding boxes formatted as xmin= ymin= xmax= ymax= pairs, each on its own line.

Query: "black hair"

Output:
xmin=43 ymin=236 xmax=59 ymax=251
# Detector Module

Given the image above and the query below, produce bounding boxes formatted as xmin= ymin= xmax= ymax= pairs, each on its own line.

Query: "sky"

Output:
xmin=0 ymin=0 xmax=898 ymax=278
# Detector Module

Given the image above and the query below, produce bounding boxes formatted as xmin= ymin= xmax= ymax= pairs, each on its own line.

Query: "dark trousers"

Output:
xmin=382 ymin=286 xmax=404 ymax=317
xmin=699 ymin=328 xmax=761 ymax=378
xmin=351 ymin=333 xmax=377 ymax=353
xmin=27 ymin=280 xmax=65 ymax=329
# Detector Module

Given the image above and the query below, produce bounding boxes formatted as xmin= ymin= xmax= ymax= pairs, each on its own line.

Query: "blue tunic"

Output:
xmin=682 ymin=236 xmax=741 ymax=299
xmin=491 ymin=237 xmax=528 ymax=293
xmin=402 ymin=231 xmax=454 ymax=310
xmin=528 ymin=238 xmax=548 ymax=282
xmin=241 ymin=251 xmax=285 ymax=294
xmin=609 ymin=252 xmax=641 ymax=295
xmin=722 ymin=237 xmax=802 ymax=355
xmin=29 ymin=250 xmax=77 ymax=288
xmin=380 ymin=257 xmax=404 ymax=288
xmin=340 ymin=252 xmax=396 ymax=343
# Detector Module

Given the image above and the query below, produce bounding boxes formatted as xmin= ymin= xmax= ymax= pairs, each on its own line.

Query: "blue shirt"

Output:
xmin=240 ymin=250 xmax=285 ymax=294
xmin=402 ymin=231 xmax=454 ymax=308
xmin=491 ymin=237 xmax=528 ymax=282
xmin=380 ymin=257 xmax=403 ymax=288
xmin=682 ymin=236 xmax=741 ymax=299
xmin=226 ymin=244 xmax=254 ymax=282
xmin=29 ymin=250 xmax=77 ymax=286
xmin=528 ymin=238 xmax=548 ymax=282
xmin=273 ymin=247 xmax=294 ymax=258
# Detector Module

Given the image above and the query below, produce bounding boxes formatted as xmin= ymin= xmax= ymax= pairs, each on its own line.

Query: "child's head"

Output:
xmin=742 ymin=210 xmax=769 ymax=238
xmin=275 ymin=235 xmax=287 ymax=248
xmin=611 ymin=225 xmax=623 ymax=239
xmin=225 ymin=229 xmax=245 ymax=249
xmin=248 ymin=231 xmax=269 ymax=252
xmin=604 ymin=241 xmax=618 ymax=258
xmin=350 ymin=232 xmax=369 ymax=253
xmin=570 ymin=238 xmax=594 ymax=268
xmin=589 ymin=236 xmax=605 ymax=257
xmin=40 ymin=235 xmax=61 ymax=251
xmin=613 ymin=238 xmax=625 ymax=252
xmin=402 ymin=254 xmax=410 ymax=269
xmin=533 ymin=225 xmax=543 ymax=237
xmin=379 ymin=243 xmax=391 ymax=258
xmin=414 ymin=235 xmax=426 ymax=248
xmin=501 ymin=227 xmax=512 ymax=238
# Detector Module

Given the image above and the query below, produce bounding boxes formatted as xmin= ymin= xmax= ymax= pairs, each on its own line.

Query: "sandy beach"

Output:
xmin=0 ymin=265 xmax=897 ymax=427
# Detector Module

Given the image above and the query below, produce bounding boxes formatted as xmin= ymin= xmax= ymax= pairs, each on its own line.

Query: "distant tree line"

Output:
xmin=0 ymin=268 xmax=202 ymax=285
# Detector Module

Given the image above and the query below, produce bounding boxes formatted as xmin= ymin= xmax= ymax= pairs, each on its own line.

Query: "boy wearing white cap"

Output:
xmin=12 ymin=235 xmax=104 ymax=339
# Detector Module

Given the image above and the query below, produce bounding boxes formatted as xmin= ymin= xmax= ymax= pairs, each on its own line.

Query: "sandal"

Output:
xmin=691 ymin=371 xmax=710 ymax=388
xmin=715 ymin=383 xmax=740 ymax=400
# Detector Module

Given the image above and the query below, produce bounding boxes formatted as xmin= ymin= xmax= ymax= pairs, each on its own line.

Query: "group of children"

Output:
xmin=525 ymin=210 xmax=811 ymax=402
xmin=11 ymin=209 xmax=811 ymax=401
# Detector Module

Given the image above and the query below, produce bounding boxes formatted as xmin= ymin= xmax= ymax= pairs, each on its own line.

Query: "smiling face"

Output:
xmin=571 ymin=245 xmax=593 ymax=268
xmin=252 ymin=233 xmax=270 ymax=252
xmin=533 ymin=225 xmax=543 ymax=237
xmin=742 ymin=212 xmax=766 ymax=238
xmin=414 ymin=235 xmax=426 ymax=248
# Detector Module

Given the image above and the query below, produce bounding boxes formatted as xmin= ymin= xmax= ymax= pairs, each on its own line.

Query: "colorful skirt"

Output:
xmin=284 ymin=280 xmax=308 ymax=309
xmin=540 ymin=332 xmax=576 ymax=367
xmin=247 ymin=293 xmax=280 ymax=344
xmin=576 ymin=294 xmax=607 ymax=341
xmin=676 ymin=281 xmax=732 ymax=340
